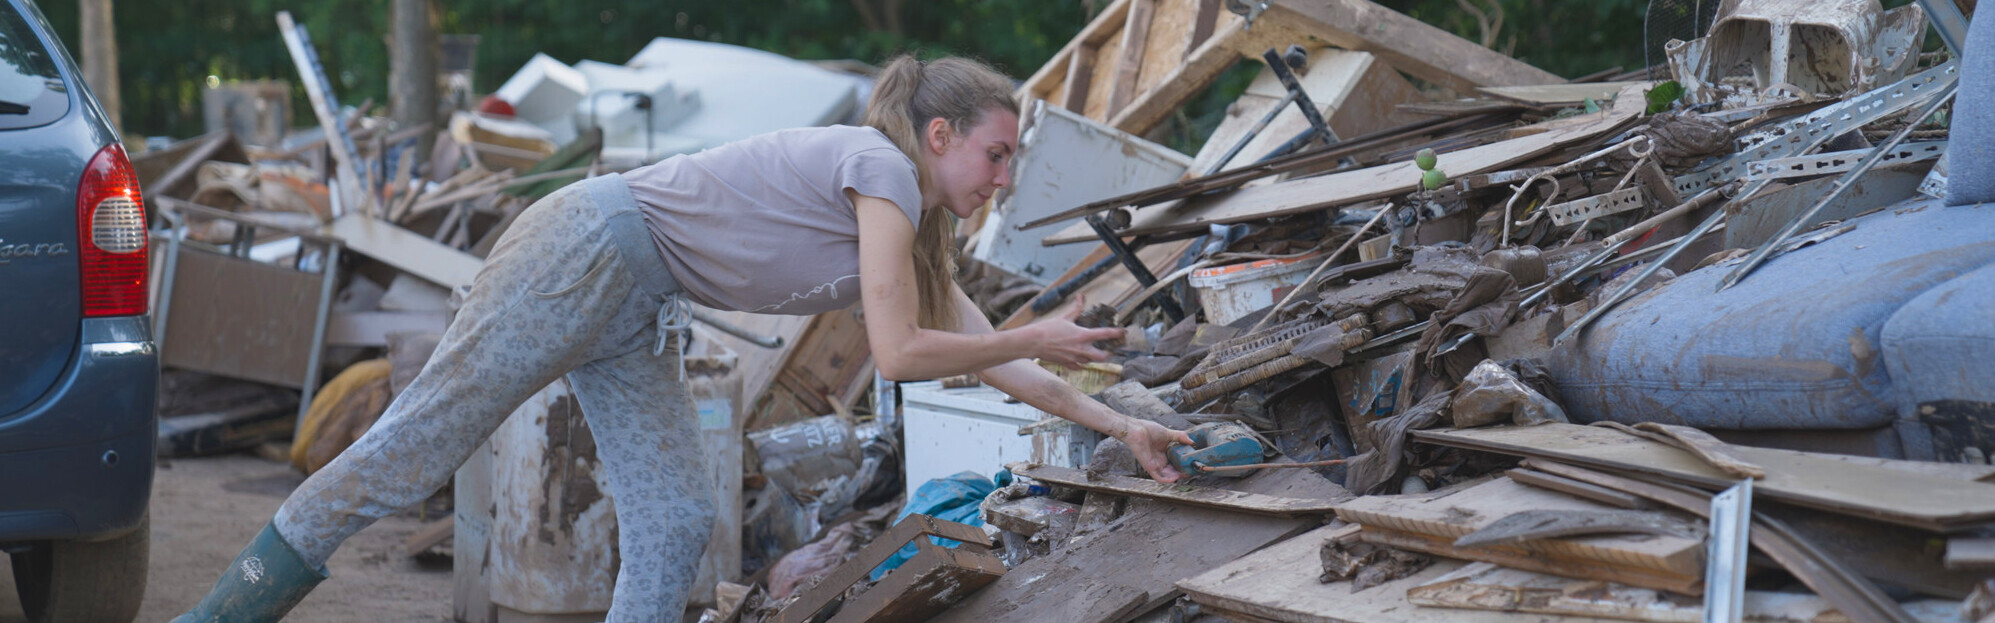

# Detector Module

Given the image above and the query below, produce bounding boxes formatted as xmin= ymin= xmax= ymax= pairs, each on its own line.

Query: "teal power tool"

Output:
xmin=1168 ymin=422 xmax=1268 ymax=478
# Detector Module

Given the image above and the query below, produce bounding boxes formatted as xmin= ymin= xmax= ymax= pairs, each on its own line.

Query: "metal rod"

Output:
xmin=298 ymin=242 xmax=341 ymax=434
xmin=1262 ymin=48 xmax=1337 ymax=147
xmin=1088 ymin=214 xmax=1185 ymax=322
xmin=1208 ymin=90 xmax=1299 ymax=176
xmin=1242 ymin=204 xmax=1391 ymax=335
xmin=1914 ymin=0 xmax=1969 ymax=56
xmin=1718 ymin=84 xmax=1957 ymax=292
xmin=1556 ymin=208 xmax=1729 ymax=345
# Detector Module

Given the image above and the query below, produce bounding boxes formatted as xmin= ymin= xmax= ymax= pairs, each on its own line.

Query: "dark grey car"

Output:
xmin=0 ymin=0 xmax=159 ymax=621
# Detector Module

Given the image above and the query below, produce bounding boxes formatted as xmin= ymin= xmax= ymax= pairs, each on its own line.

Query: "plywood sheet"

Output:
xmin=1334 ymin=478 xmax=1703 ymax=578
xmin=1011 ymin=463 xmax=1345 ymax=517
xmin=1176 ymin=524 xmax=1628 ymax=623
xmin=1414 ymin=423 xmax=1995 ymax=532
xmin=931 ymin=468 xmax=1342 ymax=623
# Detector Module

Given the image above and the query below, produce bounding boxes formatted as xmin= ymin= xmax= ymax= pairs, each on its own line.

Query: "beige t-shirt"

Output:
xmin=623 ymin=125 xmax=925 ymax=315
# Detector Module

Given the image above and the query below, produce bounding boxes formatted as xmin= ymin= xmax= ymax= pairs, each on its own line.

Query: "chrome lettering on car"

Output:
xmin=0 ymin=239 xmax=72 ymax=264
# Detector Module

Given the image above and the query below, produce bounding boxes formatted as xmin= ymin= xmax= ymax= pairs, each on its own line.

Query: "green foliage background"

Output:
xmin=33 ymin=0 xmax=1655 ymax=142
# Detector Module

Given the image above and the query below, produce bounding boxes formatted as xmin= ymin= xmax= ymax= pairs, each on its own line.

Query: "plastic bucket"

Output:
xmin=1187 ymin=253 xmax=1321 ymax=326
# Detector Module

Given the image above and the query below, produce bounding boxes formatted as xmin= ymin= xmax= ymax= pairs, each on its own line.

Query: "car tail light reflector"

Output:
xmin=77 ymin=143 xmax=149 ymax=317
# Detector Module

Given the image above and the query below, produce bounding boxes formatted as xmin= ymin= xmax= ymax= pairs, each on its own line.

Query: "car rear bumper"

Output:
xmin=0 ymin=316 xmax=157 ymax=542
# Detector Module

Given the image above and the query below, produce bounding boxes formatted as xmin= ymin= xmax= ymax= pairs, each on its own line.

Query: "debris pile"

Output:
xmin=140 ymin=1 xmax=1995 ymax=622
xmin=723 ymin=0 xmax=1994 ymax=621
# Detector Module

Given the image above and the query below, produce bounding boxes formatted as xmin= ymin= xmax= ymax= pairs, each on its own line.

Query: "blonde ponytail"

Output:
xmin=864 ymin=54 xmax=1017 ymax=332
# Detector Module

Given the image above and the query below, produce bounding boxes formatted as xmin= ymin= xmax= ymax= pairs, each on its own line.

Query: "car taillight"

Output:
xmin=77 ymin=143 xmax=148 ymax=317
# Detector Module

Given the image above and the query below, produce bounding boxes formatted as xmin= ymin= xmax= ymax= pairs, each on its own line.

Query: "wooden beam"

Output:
xmin=1185 ymin=0 xmax=1221 ymax=57
xmin=1106 ymin=0 xmax=1158 ymax=118
xmin=1062 ymin=43 xmax=1101 ymax=113
xmin=1254 ymin=0 xmax=1565 ymax=94
xmin=326 ymin=214 xmax=483 ymax=289
xmin=1104 ymin=18 xmax=1244 ymax=135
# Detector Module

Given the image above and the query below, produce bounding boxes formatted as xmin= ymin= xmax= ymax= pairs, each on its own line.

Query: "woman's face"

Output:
xmin=926 ymin=108 xmax=1019 ymax=219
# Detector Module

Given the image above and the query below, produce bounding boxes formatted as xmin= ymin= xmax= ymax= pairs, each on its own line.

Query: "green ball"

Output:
xmin=1421 ymin=168 xmax=1448 ymax=191
xmin=1415 ymin=148 xmax=1438 ymax=171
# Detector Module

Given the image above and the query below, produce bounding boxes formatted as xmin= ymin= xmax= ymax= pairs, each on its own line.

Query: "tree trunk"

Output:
xmin=390 ymin=0 xmax=439 ymax=158
xmin=78 ymin=0 xmax=120 ymax=137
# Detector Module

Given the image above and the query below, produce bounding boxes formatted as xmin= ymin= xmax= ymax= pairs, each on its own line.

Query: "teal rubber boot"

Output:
xmin=171 ymin=522 xmax=329 ymax=622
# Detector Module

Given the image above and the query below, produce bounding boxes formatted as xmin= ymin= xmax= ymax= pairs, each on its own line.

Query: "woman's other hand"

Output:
xmin=1118 ymin=419 xmax=1196 ymax=483
xmin=1030 ymin=299 xmax=1126 ymax=367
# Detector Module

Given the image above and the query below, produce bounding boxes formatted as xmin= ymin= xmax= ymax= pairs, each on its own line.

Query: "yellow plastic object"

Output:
xmin=290 ymin=358 xmax=393 ymax=472
xmin=1037 ymin=360 xmax=1124 ymax=394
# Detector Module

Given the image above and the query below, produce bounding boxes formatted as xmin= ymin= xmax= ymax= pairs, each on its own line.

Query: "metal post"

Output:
xmin=1086 ymin=214 xmax=1185 ymax=322
xmin=297 ymin=242 xmax=341 ymax=433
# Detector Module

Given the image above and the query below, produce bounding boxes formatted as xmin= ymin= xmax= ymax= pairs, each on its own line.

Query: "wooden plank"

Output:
xmin=1105 ymin=0 xmax=1156 ymax=118
xmin=1333 ymin=478 xmax=1703 ymax=579
xmin=931 ymin=467 xmax=1343 ymax=623
xmin=1947 ymin=537 xmax=1995 ymax=571
xmin=1505 ymin=468 xmax=1650 ymax=510
xmin=1046 ymin=85 xmax=1644 ymax=244
xmin=1252 ymin=0 xmax=1565 ymax=95
xmin=1477 ymin=81 xmax=1648 ymax=106
xmin=1009 ymin=462 xmax=1345 ymax=518
xmin=1176 ymin=525 xmax=1629 ymax=623
xmin=827 ymin=539 xmax=1006 ymax=623
xmin=1413 ymin=423 xmax=1995 ymax=532
xmin=326 ymin=213 xmax=483 ymax=289
xmin=1407 ymin=562 xmax=1965 ymax=623
xmin=746 ymin=307 xmax=871 ymax=431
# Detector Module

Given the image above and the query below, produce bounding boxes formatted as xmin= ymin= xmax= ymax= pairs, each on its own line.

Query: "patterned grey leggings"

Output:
xmin=273 ymin=175 xmax=715 ymax=622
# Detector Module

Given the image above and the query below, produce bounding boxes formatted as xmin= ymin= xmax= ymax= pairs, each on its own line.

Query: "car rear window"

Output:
xmin=0 ymin=1 xmax=71 ymax=130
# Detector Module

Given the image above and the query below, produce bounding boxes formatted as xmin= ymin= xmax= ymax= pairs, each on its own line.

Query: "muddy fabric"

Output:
xmin=624 ymin=125 xmax=924 ymax=315
xmin=1415 ymin=267 xmax=1518 ymax=380
xmin=270 ymin=176 xmax=715 ymax=622
xmin=1342 ymin=391 xmax=1450 ymax=495
xmin=1635 ymin=112 xmax=1732 ymax=170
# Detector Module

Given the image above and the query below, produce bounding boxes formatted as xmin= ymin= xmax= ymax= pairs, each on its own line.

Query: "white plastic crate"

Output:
xmin=899 ymin=380 xmax=1097 ymax=493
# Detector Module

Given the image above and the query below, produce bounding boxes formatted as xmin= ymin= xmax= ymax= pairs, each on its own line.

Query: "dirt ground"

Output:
xmin=0 ymin=452 xmax=454 ymax=623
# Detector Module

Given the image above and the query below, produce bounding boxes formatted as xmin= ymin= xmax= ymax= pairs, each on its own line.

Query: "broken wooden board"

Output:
xmin=1525 ymin=460 xmax=1924 ymax=623
xmin=1334 ymin=477 xmax=1703 ymax=585
xmin=931 ymin=467 xmax=1343 ymax=623
xmin=1409 ymin=562 xmax=1966 ymax=623
xmin=1356 ymin=526 xmax=1702 ymax=595
xmin=827 ymin=539 xmax=1006 ymax=623
xmin=1177 ymin=525 xmax=1627 ymax=623
xmin=1042 ymin=85 xmax=1645 ymax=244
xmin=1477 ymin=81 xmax=1649 ymax=107
xmin=776 ymin=515 xmax=993 ymax=623
xmin=1413 ymin=423 xmax=1995 ymax=532
xmin=326 ymin=213 xmax=483 ymax=289
xmin=1009 ymin=462 xmax=1345 ymax=518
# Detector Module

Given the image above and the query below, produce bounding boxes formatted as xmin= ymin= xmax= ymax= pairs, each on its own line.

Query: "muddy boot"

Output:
xmin=172 ymin=522 xmax=329 ymax=622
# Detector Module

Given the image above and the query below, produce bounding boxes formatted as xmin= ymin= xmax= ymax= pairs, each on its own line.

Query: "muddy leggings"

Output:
xmin=272 ymin=173 xmax=715 ymax=622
